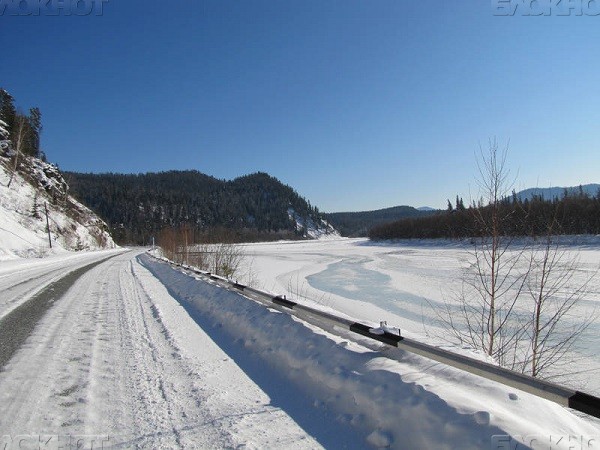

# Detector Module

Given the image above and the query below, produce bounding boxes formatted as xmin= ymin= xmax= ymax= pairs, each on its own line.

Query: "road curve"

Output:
xmin=0 ymin=249 xmax=127 ymax=320
xmin=0 ymin=254 xmax=120 ymax=369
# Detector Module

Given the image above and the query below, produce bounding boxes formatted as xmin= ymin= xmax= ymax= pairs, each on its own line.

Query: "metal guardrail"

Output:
xmin=149 ymin=253 xmax=600 ymax=420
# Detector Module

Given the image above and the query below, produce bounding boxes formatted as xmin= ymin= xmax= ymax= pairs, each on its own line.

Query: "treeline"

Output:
xmin=0 ymin=88 xmax=44 ymax=160
xmin=66 ymin=170 xmax=325 ymax=244
xmin=160 ymin=225 xmax=305 ymax=245
xmin=369 ymin=191 xmax=600 ymax=240
xmin=326 ymin=205 xmax=434 ymax=237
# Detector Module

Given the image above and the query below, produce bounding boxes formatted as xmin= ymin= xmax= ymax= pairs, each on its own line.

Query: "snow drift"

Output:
xmin=140 ymin=255 xmax=600 ymax=449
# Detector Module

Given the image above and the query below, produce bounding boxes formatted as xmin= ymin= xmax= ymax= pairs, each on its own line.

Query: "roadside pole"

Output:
xmin=44 ymin=202 xmax=52 ymax=249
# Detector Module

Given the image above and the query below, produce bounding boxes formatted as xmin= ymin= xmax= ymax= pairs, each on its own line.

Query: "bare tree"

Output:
xmin=457 ymin=138 xmax=529 ymax=364
xmin=211 ymin=242 xmax=244 ymax=278
xmin=158 ymin=225 xmax=246 ymax=279
xmin=436 ymin=139 xmax=596 ymax=380
xmin=519 ymin=222 xmax=596 ymax=379
xmin=157 ymin=227 xmax=180 ymax=262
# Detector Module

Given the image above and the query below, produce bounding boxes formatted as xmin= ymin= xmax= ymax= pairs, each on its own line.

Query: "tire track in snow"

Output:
xmin=111 ymin=260 xmax=186 ymax=448
xmin=0 ymin=254 xmax=119 ymax=370
xmin=0 ymin=253 xmax=143 ymax=436
xmin=0 ymin=266 xmax=69 ymax=319
xmin=0 ymin=249 xmax=127 ymax=320
xmin=0 ymin=251 xmax=320 ymax=448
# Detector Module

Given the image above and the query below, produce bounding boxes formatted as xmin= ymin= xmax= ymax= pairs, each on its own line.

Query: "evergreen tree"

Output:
xmin=0 ymin=90 xmax=44 ymax=158
xmin=0 ymin=88 xmax=16 ymax=134
xmin=31 ymin=192 xmax=41 ymax=219
xmin=27 ymin=107 xmax=42 ymax=158
xmin=0 ymin=118 xmax=8 ymax=152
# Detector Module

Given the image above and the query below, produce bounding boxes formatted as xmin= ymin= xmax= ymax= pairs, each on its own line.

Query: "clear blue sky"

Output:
xmin=2 ymin=0 xmax=599 ymax=211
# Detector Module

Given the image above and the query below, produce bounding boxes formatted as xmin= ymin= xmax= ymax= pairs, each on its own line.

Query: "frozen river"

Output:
xmin=242 ymin=237 xmax=600 ymax=395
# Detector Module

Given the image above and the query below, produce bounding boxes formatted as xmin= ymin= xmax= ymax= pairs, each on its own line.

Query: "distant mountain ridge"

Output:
xmin=326 ymin=205 xmax=436 ymax=237
xmin=65 ymin=170 xmax=334 ymax=244
xmin=515 ymin=184 xmax=600 ymax=202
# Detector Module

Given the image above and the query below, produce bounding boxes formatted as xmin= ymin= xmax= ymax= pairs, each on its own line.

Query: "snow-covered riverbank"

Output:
xmin=240 ymin=237 xmax=600 ymax=395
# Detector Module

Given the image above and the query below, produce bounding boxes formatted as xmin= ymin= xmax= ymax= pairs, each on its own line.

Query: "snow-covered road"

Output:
xmin=0 ymin=249 xmax=125 ymax=321
xmin=0 ymin=250 xmax=320 ymax=449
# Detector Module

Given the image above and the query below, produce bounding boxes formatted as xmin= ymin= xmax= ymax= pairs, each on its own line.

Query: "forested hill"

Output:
xmin=369 ymin=191 xmax=600 ymax=240
xmin=65 ymin=170 xmax=330 ymax=244
xmin=326 ymin=205 xmax=436 ymax=237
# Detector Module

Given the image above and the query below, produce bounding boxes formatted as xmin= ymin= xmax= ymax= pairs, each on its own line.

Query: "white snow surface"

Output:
xmin=1 ymin=244 xmax=599 ymax=448
xmin=238 ymin=237 xmax=600 ymax=393
xmin=141 ymin=254 xmax=600 ymax=449
xmin=0 ymin=156 xmax=116 ymax=260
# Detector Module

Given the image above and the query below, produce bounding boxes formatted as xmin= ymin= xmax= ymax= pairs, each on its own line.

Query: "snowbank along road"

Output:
xmin=1 ymin=249 xmax=599 ymax=449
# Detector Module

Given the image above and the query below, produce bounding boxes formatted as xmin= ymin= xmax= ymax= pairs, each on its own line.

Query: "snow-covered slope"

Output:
xmin=0 ymin=155 xmax=116 ymax=260
xmin=288 ymin=207 xmax=340 ymax=239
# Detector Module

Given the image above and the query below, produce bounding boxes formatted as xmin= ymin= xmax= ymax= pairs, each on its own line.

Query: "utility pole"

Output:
xmin=44 ymin=202 xmax=52 ymax=249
